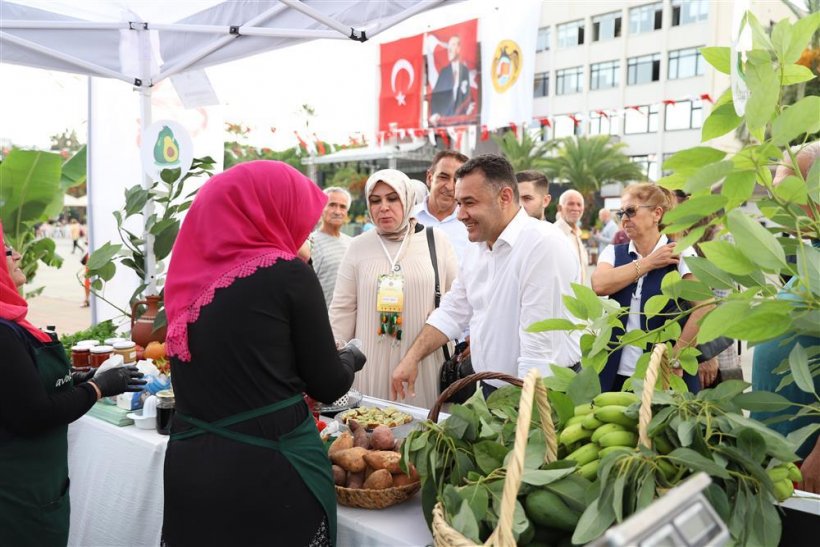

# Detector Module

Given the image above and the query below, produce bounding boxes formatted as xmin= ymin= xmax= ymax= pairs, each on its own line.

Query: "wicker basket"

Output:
xmin=638 ymin=343 xmax=672 ymax=449
xmin=430 ymin=368 xmax=557 ymax=546
xmin=335 ymin=481 xmax=421 ymax=509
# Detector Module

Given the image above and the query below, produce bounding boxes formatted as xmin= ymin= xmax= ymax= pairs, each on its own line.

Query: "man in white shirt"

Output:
xmin=594 ymin=208 xmax=618 ymax=255
xmin=310 ymin=187 xmax=352 ymax=307
xmin=515 ymin=170 xmax=551 ymax=221
xmin=412 ymin=150 xmax=470 ymax=261
xmin=554 ymin=190 xmax=589 ymax=285
xmin=392 ymin=154 xmax=581 ymax=399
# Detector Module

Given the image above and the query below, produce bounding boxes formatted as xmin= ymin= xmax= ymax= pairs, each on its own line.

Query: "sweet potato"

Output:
xmin=363 ymin=450 xmax=402 ymax=474
xmin=363 ymin=469 xmax=393 ymax=490
xmin=369 ymin=425 xmax=395 ymax=450
xmin=351 ymin=422 xmax=370 ymax=449
xmin=346 ymin=471 xmax=364 ymax=489
xmin=331 ymin=447 xmax=368 ymax=472
xmin=392 ymin=473 xmax=418 ymax=487
xmin=328 ymin=432 xmax=353 ymax=457
xmin=332 ymin=465 xmax=346 ymax=486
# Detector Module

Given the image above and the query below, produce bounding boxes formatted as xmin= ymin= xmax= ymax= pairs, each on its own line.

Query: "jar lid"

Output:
xmin=113 ymin=341 xmax=136 ymax=350
xmin=156 ymin=389 xmax=175 ymax=399
xmin=76 ymin=339 xmax=100 ymax=347
xmin=105 ymin=337 xmax=128 ymax=345
xmin=90 ymin=345 xmax=114 ymax=353
xmin=71 ymin=345 xmax=91 ymax=351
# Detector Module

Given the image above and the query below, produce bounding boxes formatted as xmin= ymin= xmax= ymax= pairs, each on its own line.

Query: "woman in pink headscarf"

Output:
xmin=162 ymin=161 xmax=365 ymax=547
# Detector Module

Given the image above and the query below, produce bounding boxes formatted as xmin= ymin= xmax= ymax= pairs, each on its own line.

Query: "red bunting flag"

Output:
xmin=537 ymin=117 xmax=551 ymax=128
xmin=294 ymin=131 xmax=308 ymax=151
xmin=480 ymin=124 xmax=489 ymax=141
xmin=312 ymin=134 xmax=326 ymax=156
xmin=569 ymin=114 xmax=581 ymax=127
xmin=436 ymin=128 xmax=450 ymax=147
xmin=509 ymin=122 xmax=518 ymax=134
xmin=594 ymin=110 xmax=609 ymax=119
xmin=662 ymin=99 xmax=676 ymax=106
xmin=699 ymin=93 xmax=714 ymax=103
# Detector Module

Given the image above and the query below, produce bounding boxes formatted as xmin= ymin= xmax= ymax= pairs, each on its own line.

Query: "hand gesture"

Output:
xmin=644 ymin=243 xmax=680 ymax=271
xmin=391 ymin=360 xmax=418 ymax=401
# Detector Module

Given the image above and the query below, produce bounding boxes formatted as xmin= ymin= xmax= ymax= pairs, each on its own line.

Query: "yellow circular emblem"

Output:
xmin=491 ymin=39 xmax=523 ymax=93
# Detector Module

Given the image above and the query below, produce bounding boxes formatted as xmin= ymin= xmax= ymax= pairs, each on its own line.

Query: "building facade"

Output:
xmin=531 ymin=0 xmax=790 ymax=184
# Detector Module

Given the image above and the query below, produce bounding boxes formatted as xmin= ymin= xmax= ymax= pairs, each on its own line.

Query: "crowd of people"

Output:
xmin=1 ymin=145 xmax=817 ymax=546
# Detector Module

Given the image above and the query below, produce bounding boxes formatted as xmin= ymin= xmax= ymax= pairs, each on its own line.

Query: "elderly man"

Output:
xmin=594 ymin=208 xmax=618 ymax=255
xmin=392 ymin=154 xmax=581 ymax=399
xmin=515 ymin=170 xmax=551 ymax=221
xmin=310 ymin=186 xmax=352 ymax=307
xmin=555 ymin=190 xmax=589 ymax=285
xmin=412 ymin=150 xmax=470 ymax=260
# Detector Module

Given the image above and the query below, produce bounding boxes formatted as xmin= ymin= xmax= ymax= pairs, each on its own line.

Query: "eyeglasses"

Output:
xmin=615 ymin=205 xmax=654 ymax=221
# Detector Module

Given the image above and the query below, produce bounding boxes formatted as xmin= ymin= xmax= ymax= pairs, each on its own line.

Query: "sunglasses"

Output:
xmin=4 ymin=246 xmax=12 ymax=257
xmin=615 ymin=205 xmax=654 ymax=221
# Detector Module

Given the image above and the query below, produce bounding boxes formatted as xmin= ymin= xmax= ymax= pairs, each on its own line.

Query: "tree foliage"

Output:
xmin=492 ymin=129 xmax=555 ymax=171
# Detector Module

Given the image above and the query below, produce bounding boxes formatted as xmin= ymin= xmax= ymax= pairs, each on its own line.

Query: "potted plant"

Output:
xmin=85 ymin=156 xmax=215 ymax=346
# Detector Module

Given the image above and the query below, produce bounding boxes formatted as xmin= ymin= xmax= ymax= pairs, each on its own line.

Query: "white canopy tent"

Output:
xmin=1 ymin=0 xmax=447 ymax=325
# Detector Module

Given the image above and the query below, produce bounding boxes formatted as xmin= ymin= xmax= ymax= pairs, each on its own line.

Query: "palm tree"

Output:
xmin=492 ymin=129 xmax=555 ymax=171
xmin=542 ymin=135 xmax=644 ymax=224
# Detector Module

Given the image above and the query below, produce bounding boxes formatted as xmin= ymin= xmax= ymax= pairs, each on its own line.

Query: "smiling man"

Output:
xmin=392 ymin=154 xmax=581 ymax=399
xmin=555 ymin=189 xmax=589 ymax=285
xmin=310 ymin=186 xmax=352 ymax=307
xmin=412 ymin=150 xmax=469 ymax=260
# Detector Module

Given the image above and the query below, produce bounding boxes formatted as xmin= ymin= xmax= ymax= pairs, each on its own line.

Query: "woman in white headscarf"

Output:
xmin=330 ymin=169 xmax=458 ymax=409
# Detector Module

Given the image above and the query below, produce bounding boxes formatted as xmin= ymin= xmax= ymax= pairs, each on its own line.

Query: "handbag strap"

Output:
xmin=426 ymin=227 xmax=451 ymax=362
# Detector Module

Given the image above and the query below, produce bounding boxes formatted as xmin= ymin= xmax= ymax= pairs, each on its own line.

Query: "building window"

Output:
xmin=556 ymin=66 xmax=583 ymax=95
xmin=590 ymin=60 xmax=620 ymax=90
xmin=592 ymin=11 xmax=622 ymax=42
xmin=589 ymin=111 xmax=618 ymax=136
xmin=629 ymin=2 xmax=663 ymax=34
xmin=631 ymin=155 xmax=659 ymax=181
xmin=536 ymin=27 xmax=551 ymax=52
xmin=554 ymin=114 xmax=583 ymax=138
xmin=557 ymin=20 xmax=585 ymax=48
xmin=624 ymin=104 xmax=659 ymax=134
xmin=627 ymin=53 xmax=661 ymax=85
xmin=668 ymin=47 xmax=705 ymax=79
xmin=664 ymin=99 xmax=703 ymax=130
xmin=671 ymin=0 xmax=708 ymax=26
xmin=534 ymin=72 xmax=549 ymax=97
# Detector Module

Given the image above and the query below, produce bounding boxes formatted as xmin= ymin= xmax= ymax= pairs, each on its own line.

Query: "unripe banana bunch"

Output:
xmin=768 ymin=462 xmax=802 ymax=502
xmin=558 ymin=392 xmax=641 ymax=480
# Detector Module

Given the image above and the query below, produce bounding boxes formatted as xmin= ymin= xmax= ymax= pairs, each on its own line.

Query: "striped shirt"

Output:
xmin=310 ymin=231 xmax=352 ymax=307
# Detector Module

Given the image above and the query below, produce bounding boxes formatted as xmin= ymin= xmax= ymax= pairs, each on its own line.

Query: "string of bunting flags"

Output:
xmin=291 ymin=92 xmax=714 ymax=156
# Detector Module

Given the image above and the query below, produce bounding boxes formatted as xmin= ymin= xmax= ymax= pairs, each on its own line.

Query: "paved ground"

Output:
xmin=22 ymin=237 xmax=755 ymax=381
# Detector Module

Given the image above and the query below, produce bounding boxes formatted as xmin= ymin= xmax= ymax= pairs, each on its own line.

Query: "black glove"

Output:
xmin=71 ymin=368 xmax=96 ymax=385
xmin=338 ymin=345 xmax=367 ymax=373
xmin=89 ymin=366 xmax=147 ymax=397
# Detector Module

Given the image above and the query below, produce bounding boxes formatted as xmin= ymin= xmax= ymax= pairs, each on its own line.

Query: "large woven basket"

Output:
xmin=430 ymin=369 xmax=557 ymax=546
xmin=335 ymin=480 xmax=421 ymax=509
xmin=638 ymin=343 xmax=672 ymax=449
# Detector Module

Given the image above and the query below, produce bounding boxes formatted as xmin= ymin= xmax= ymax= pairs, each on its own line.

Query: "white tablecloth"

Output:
xmin=66 ymin=397 xmax=434 ymax=546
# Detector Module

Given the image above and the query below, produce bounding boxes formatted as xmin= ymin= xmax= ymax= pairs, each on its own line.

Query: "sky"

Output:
xmin=0 ymin=0 xmax=488 ymax=151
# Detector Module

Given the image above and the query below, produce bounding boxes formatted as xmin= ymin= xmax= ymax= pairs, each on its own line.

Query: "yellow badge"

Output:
xmin=376 ymin=273 xmax=404 ymax=313
xmin=491 ymin=39 xmax=523 ymax=93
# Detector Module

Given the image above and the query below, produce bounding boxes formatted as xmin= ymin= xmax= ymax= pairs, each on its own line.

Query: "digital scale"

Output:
xmin=589 ymin=473 xmax=730 ymax=547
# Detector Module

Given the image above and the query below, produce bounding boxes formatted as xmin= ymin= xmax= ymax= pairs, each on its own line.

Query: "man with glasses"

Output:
xmin=392 ymin=154 xmax=581 ymax=400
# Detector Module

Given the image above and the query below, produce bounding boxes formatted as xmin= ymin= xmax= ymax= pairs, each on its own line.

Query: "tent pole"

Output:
xmin=137 ymin=25 xmax=156 ymax=296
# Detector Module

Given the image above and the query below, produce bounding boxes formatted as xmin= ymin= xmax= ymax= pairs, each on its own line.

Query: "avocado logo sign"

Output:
xmin=491 ymin=39 xmax=523 ymax=93
xmin=140 ymin=120 xmax=193 ymax=183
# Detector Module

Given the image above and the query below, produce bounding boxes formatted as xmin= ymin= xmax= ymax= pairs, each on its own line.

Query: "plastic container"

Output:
xmin=71 ymin=345 xmax=91 ymax=368
xmin=88 ymin=345 xmax=114 ymax=368
xmin=112 ymin=341 xmax=137 ymax=364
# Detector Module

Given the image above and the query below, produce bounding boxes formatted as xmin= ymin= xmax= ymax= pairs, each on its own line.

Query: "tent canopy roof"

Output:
xmin=0 ymin=0 xmax=446 ymax=87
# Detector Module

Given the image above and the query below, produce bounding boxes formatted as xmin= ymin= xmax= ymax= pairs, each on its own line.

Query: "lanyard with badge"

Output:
xmin=376 ymin=228 xmax=410 ymax=342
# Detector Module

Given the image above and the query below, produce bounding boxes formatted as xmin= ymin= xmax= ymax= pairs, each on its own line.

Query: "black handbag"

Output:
xmin=425 ymin=228 xmax=477 ymax=403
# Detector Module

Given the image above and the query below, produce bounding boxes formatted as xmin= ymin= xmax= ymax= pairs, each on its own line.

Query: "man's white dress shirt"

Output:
xmin=412 ymin=199 xmax=469 ymax=262
xmin=427 ymin=208 xmax=582 ymax=382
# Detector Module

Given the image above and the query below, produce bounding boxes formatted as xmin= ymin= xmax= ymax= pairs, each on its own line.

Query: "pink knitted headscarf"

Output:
xmin=164 ymin=161 xmax=327 ymax=361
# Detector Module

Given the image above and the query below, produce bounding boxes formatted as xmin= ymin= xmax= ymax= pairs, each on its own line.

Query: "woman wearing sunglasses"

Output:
xmin=0 ymin=229 xmax=145 ymax=547
xmin=591 ymin=183 xmax=714 ymax=393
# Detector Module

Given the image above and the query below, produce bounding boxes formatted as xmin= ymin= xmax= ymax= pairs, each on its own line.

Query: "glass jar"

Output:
xmin=71 ymin=345 xmax=91 ymax=368
xmin=88 ymin=345 xmax=113 ymax=368
xmin=112 ymin=341 xmax=137 ymax=364
xmin=76 ymin=339 xmax=100 ymax=348
xmin=104 ymin=337 xmax=128 ymax=346
xmin=155 ymin=390 xmax=175 ymax=435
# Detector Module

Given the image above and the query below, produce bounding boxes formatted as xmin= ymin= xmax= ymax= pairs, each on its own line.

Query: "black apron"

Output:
xmin=0 ymin=325 xmax=73 ymax=547
xmin=171 ymin=393 xmax=338 ymax=544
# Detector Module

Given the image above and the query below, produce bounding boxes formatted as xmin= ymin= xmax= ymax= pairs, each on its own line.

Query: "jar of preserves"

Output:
xmin=155 ymin=390 xmax=175 ymax=435
xmin=104 ymin=337 xmax=128 ymax=346
xmin=71 ymin=345 xmax=91 ymax=368
xmin=112 ymin=341 xmax=137 ymax=364
xmin=76 ymin=339 xmax=100 ymax=348
xmin=88 ymin=345 xmax=114 ymax=368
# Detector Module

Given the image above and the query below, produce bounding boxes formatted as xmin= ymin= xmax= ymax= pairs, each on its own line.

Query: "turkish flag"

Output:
xmin=379 ymin=34 xmax=423 ymax=132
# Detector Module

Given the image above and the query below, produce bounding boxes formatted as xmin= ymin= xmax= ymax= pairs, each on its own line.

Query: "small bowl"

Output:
xmin=127 ymin=411 xmax=156 ymax=430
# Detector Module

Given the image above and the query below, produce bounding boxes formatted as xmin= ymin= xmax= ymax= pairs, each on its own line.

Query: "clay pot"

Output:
xmin=131 ymin=295 xmax=166 ymax=347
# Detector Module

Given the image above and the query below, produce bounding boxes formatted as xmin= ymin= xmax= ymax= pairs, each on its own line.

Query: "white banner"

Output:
xmin=479 ymin=0 xmax=541 ymax=129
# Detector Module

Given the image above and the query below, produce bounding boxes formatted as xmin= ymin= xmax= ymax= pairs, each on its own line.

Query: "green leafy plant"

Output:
xmin=85 ymin=156 xmax=216 ymax=327
xmin=492 ymin=129 xmax=555 ymax=171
